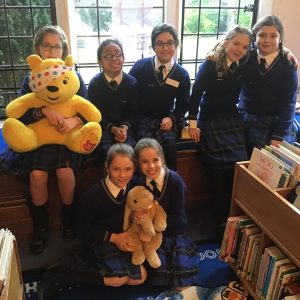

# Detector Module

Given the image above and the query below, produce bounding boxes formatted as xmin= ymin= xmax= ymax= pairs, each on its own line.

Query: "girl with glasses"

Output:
xmin=13 ymin=25 xmax=88 ymax=254
xmin=88 ymin=38 xmax=139 ymax=159
xmin=129 ymin=23 xmax=190 ymax=171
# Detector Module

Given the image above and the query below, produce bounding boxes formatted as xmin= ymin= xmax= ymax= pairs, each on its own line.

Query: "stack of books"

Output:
xmin=248 ymin=141 xmax=300 ymax=199
xmin=0 ymin=229 xmax=16 ymax=299
xmin=220 ymin=216 xmax=300 ymax=300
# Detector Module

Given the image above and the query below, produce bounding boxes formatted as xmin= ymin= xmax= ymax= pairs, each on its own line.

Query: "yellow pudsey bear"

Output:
xmin=3 ymin=54 xmax=102 ymax=154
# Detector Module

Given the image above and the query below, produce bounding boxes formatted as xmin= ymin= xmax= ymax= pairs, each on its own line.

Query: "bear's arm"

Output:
xmin=73 ymin=96 xmax=102 ymax=122
xmin=6 ymin=94 xmax=42 ymax=119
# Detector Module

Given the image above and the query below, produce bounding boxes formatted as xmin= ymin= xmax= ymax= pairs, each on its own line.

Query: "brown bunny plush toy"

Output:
xmin=123 ymin=186 xmax=167 ymax=268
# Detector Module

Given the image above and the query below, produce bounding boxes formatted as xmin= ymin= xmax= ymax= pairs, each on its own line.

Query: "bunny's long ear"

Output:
xmin=123 ymin=204 xmax=132 ymax=231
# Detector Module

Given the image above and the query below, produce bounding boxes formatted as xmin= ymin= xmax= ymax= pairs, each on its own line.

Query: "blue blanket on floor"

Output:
xmin=23 ymin=242 xmax=238 ymax=300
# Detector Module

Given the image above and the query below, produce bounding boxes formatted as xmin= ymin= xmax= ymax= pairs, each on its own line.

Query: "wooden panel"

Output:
xmin=231 ymin=162 xmax=300 ymax=267
xmin=177 ymin=150 xmax=210 ymax=206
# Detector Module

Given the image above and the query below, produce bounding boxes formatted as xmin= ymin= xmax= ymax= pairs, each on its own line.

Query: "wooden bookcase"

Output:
xmin=229 ymin=161 xmax=300 ymax=300
xmin=0 ymin=239 xmax=24 ymax=300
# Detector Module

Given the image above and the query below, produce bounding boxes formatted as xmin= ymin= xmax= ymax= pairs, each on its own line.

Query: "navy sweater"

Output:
xmin=78 ymin=178 xmax=136 ymax=245
xmin=88 ymin=72 xmax=139 ymax=131
xmin=189 ymin=59 xmax=246 ymax=121
xmin=239 ymin=50 xmax=298 ymax=139
xmin=129 ymin=57 xmax=190 ymax=123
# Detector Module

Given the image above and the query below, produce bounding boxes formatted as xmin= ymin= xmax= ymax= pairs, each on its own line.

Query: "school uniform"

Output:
xmin=88 ymin=71 xmax=139 ymax=154
xmin=238 ymin=49 xmax=298 ymax=157
xmin=139 ymin=167 xmax=198 ymax=287
xmin=188 ymin=58 xmax=248 ymax=229
xmin=189 ymin=59 xmax=248 ymax=170
xmin=129 ymin=56 xmax=190 ymax=170
xmin=74 ymin=176 xmax=142 ymax=279
xmin=0 ymin=72 xmax=88 ymax=174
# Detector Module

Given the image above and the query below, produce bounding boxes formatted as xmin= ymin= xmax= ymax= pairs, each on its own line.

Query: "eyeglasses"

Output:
xmin=154 ymin=40 xmax=176 ymax=48
xmin=40 ymin=43 xmax=63 ymax=52
xmin=102 ymin=52 xmax=123 ymax=61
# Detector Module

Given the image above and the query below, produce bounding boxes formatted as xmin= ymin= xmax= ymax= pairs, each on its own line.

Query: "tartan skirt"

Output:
xmin=239 ymin=111 xmax=297 ymax=157
xmin=135 ymin=117 xmax=180 ymax=144
xmin=147 ymin=233 xmax=199 ymax=287
xmin=199 ymin=117 xmax=248 ymax=170
xmin=59 ymin=242 xmax=142 ymax=280
xmin=22 ymin=144 xmax=85 ymax=173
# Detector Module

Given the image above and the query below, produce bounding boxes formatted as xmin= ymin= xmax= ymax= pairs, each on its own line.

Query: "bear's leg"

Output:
xmin=66 ymin=122 xmax=102 ymax=154
xmin=2 ymin=118 xmax=39 ymax=152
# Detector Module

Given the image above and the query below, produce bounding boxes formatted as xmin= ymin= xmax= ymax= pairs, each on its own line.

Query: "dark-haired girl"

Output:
xmin=88 ymin=38 xmax=139 ymax=157
xmin=238 ymin=15 xmax=298 ymax=157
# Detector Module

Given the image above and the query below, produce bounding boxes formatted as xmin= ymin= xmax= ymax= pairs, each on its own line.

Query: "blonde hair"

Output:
xmin=211 ymin=25 xmax=251 ymax=76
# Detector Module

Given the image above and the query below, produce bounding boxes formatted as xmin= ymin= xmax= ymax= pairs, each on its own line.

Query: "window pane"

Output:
xmin=11 ymin=38 xmax=33 ymax=65
xmin=181 ymin=62 xmax=197 ymax=81
xmin=31 ymin=0 xmax=50 ymax=5
xmin=0 ymin=70 xmax=14 ymax=89
xmin=201 ymin=0 xmax=219 ymax=7
xmin=0 ymin=9 xmax=7 ymax=35
xmin=199 ymin=9 xmax=218 ymax=34
xmin=238 ymin=10 xmax=253 ymax=28
xmin=185 ymin=0 xmax=200 ymax=7
xmin=6 ymin=0 xmax=29 ymax=5
xmin=197 ymin=35 xmax=218 ymax=58
xmin=150 ymin=7 xmax=163 ymax=26
xmin=221 ymin=0 xmax=239 ymax=6
xmin=183 ymin=8 xmax=199 ymax=34
xmin=219 ymin=8 xmax=238 ymax=34
xmin=240 ymin=0 xmax=255 ymax=6
xmin=7 ymin=8 xmax=33 ymax=36
xmin=0 ymin=39 xmax=11 ymax=65
xmin=98 ymin=8 xmax=112 ymax=34
xmin=75 ymin=0 xmax=97 ymax=5
xmin=182 ymin=35 xmax=197 ymax=60
xmin=77 ymin=37 xmax=99 ymax=64
xmin=0 ymin=0 xmax=3 ymax=6
xmin=32 ymin=8 xmax=52 ymax=31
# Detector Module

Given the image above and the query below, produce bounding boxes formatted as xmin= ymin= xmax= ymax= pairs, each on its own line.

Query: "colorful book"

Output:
xmin=248 ymin=147 xmax=288 ymax=189
xmin=262 ymin=246 xmax=287 ymax=299
xmin=267 ymin=257 xmax=292 ymax=300
xmin=240 ymin=226 xmax=262 ymax=277
xmin=246 ymin=232 xmax=264 ymax=282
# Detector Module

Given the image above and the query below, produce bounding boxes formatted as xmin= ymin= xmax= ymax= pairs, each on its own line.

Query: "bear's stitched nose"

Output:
xmin=133 ymin=199 xmax=137 ymax=204
xmin=47 ymin=86 xmax=59 ymax=92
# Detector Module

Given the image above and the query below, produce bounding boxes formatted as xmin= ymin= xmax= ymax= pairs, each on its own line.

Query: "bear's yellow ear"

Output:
xmin=26 ymin=55 xmax=43 ymax=70
xmin=65 ymin=55 xmax=74 ymax=67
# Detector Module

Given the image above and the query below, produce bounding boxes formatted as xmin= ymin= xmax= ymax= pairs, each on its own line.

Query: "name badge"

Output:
xmin=166 ymin=78 xmax=179 ymax=88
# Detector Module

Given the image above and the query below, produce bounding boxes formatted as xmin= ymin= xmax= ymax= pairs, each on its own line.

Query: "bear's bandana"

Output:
xmin=29 ymin=64 xmax=73 ymax=92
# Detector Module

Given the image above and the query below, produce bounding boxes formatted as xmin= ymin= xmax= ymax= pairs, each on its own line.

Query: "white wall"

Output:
xmin=258 ymin=0 xmax=300 ymax=89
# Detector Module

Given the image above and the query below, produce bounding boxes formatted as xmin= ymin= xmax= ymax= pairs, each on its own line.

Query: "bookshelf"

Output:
xmin=0 ymin=239 xmax=24 ymax=300
xmin=229 ymin=161 xmax=300 ymax=300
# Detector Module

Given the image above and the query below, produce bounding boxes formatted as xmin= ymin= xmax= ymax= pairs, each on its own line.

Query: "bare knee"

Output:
xmin=30 ymin=170 xmax=48 ymax=185
xmin=56 ymin=167 xmax=74 ymax=181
